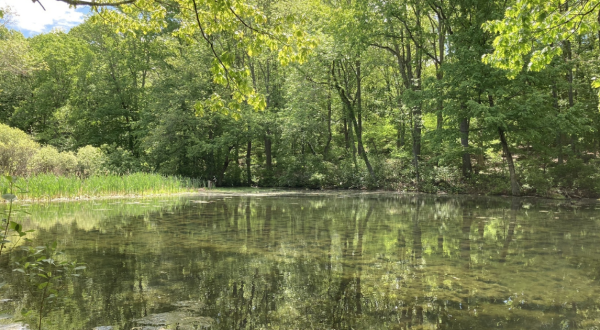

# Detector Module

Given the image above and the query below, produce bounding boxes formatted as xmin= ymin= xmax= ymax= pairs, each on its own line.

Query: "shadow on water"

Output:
xmin=0 ymin=193 xmax=599 ymax=329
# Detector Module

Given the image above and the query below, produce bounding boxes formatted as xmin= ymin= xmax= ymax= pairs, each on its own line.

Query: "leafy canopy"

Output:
xmin=483 ymin=0 xmax=600 ymax=78
xmin=63 ymin=0 xmax=317 ymax=117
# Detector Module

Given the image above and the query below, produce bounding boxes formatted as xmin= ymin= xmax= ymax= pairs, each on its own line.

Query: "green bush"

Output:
xmin=521 ymin=167 xmax=553 ymax=197
xmin=76 ymin=145 xmax=106 ymax=177
xmin=28 ymin=146 xmax=78 ymax=175
xmin=0 ymin=125 xmax=110 ymax=177
xmin=0 ymin=123 xmax=39 ymax=176
xmin=56 ymin=151 xmax=78 ymax=175
xmin=546 ymin=159 xmax=600 ymax=195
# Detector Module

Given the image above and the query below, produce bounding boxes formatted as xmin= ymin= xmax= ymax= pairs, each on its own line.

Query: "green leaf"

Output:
xmin=9 ymin=222 xmax=21 ymax=232
xmin=1 ymin=194 xmax=16 ymax=201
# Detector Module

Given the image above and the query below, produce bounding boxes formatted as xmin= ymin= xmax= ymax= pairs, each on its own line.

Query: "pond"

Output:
xmin=1 ymin=192 xmax=599 ymax=329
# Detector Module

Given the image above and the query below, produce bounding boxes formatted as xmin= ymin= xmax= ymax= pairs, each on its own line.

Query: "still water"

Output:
xmin=1 ymin=192 xmax=600 ymax=329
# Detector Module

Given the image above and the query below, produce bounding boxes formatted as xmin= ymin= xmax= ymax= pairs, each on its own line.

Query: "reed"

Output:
xmin=0 ymin=173 xmax=204 ymax=200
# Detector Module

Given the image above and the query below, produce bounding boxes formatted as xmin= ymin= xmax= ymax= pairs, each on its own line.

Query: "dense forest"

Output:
xmin=2 ymin=0 xmax=600 ymax=198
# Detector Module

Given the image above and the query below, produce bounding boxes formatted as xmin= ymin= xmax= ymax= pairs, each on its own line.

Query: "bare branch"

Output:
xmin=34 ymin=0 xmax=47 ymax=11
xmin=55 ymin=0 xmax=137 ymax=6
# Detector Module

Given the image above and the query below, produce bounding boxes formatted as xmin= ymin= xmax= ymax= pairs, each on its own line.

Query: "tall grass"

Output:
xmin=0 ymin=173 xmax=204 ymax=200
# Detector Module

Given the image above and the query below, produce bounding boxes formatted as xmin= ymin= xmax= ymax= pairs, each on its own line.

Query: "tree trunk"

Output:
xmin=351 ymin=115 xmax=375 ymax=180
xmin=264 ymin=135 xmax=272 ymax=171
xmin=436 ymin=13 xmax=445 ymax=131
xmin=323 ymin=86 xmax=332 ymax=160
xmin=552 ymin=85 xmax=564 ymax=164
xmin=488 ymin=94 xmax=519 ymax=196
xmin=348 ymin=119 xmax=358 ymax=169
xmin=343 ymin=118 xmax=349 ymax=149
xmin=397 ymin=121 xmax=405 ymax=149
xmin=565 ymin=40 xmax=576 ymax=155
xmin=460 ymin=117 xmax=472 ymax=178
xmin=435 ymin=70 xmax=443 ymax=131
xmin=331 ymin=61 xmax=375 ymax=181
xmin=218 ymin=147 xmax=232 ymax=186
xmin=246 ymin=138 xmax=252 ymax=186
xmin=412 ymin=106 xmax=422 ymax=188
xmin=498 ymin=128 xmax=520 ymax=196
xmin=356 ymin=60 xmax=363 ymax=156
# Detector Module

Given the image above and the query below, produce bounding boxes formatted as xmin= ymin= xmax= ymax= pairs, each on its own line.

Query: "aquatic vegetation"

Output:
xmin=0 ymin=176 xmax=32 ymax=258
xmin=0 ymin=173 xmax=203 ymax=201
xmin=12 ymin=242 xmax=85 ymax=330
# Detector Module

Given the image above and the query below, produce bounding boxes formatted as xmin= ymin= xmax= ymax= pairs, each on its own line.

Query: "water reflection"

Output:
xmin=1 ymin=193 xmax=600 ymax=329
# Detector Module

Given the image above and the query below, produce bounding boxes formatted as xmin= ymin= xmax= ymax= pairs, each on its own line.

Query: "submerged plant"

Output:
xmin=13 ymin=241 xmax=86 ymax=330
xmin=0 ymin=175 xmax=31 ymax=258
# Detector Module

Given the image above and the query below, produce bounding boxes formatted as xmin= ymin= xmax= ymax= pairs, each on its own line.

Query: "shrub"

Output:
xmin=76 ymin=145 xmax=106 ymax=177
xmin=0 ymin=124 xmax=39 ymax=176
xmin=521 ymin=167 xmax=553 ymax=197
xmin=28 ymin=146 xmax=78 ymax=175
xmin=56 ymin=151 xmax=78 ymax=175
xmin=28 ymin=146 xmax=60 ymax=174
xmin=548 ymin=159 xmax=600 ymax=195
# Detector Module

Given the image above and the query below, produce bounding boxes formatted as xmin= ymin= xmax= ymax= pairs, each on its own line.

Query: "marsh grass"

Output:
xmin=0 ymin=173 xmax=203 ymax=200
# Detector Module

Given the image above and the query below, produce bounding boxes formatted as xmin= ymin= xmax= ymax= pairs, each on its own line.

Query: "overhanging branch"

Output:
xmin=55 ymin=0 xmax=137 ymax=6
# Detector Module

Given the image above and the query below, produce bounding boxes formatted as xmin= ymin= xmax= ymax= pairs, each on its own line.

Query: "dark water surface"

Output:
xmin=1 ymin=192 xmax=600 ymax=329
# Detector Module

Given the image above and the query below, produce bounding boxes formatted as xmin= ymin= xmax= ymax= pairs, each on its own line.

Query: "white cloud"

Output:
xmin=0 ymin=0 xmax=86 ymax=34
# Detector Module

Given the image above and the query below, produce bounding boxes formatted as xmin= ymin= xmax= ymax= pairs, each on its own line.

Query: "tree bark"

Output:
xmin=323 ymin=83 xmax=333 ymax=160
xmin=331 ymin=61 xmax=375 ymax=181
xmin=435 ymin=13 xmax=445 ymax=131
xmin=348 ymin=117 xmax=358 ymax=169
xmin=351 ymin=115 xmax=375 ymax=179
xmin=246 ymin=138 xmax=252 ymax=186
xmin=217 ymin=146 xmax=234 ymax=185
xmin=356 ymin=60 xmax=363 ymax=156
xmin=498 ymin=128 xmax=520 ymax=196
xmin=460 ymin=117 xmax=472 ymax=178
xmin=552 ymin=85 xmax=564 ymax=164
xmin=565 ymin=40 xmax=576 ymax=154
xmin=343 ymin=118 xmax=349 ymax=149
xmin=264 ymin=134 xmax=272 ymax=171
xmin=397 ymin=121 xmax=405 ymax=149
xmin=488 ymin=94 xmax=519 ymax=196
xmin=412 ymin=106 xmax=421 ymax=187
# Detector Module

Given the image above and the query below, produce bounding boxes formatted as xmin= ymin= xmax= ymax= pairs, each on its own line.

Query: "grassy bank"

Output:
xmin=1 ymin=173 xmax=204 ymax=201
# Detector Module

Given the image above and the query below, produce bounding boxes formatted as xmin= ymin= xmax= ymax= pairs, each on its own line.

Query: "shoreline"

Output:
xmin=192 ymin=188 xmax=600 ymax=205
xmin=4 ymin=187 xmax=597 ymax=205
xmin=6 ymin=191 xmax=199 ymax=204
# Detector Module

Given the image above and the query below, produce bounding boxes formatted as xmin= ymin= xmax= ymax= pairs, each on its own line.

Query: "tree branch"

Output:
xmin=55 ymin=0 xmax=137 ymax=6
xmin=369 ymin=43 xmax=398 ymax=56
xmin=191 ymin=0 xmax=230 ymax=87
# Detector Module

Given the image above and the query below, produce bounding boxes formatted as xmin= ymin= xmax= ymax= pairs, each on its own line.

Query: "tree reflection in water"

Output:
xmin=0 ymin=193 xmax=599 ymax=329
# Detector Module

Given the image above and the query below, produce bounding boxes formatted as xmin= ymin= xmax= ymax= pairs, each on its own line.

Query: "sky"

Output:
xmin=0 ymin=0 xmax=89 ymax=37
